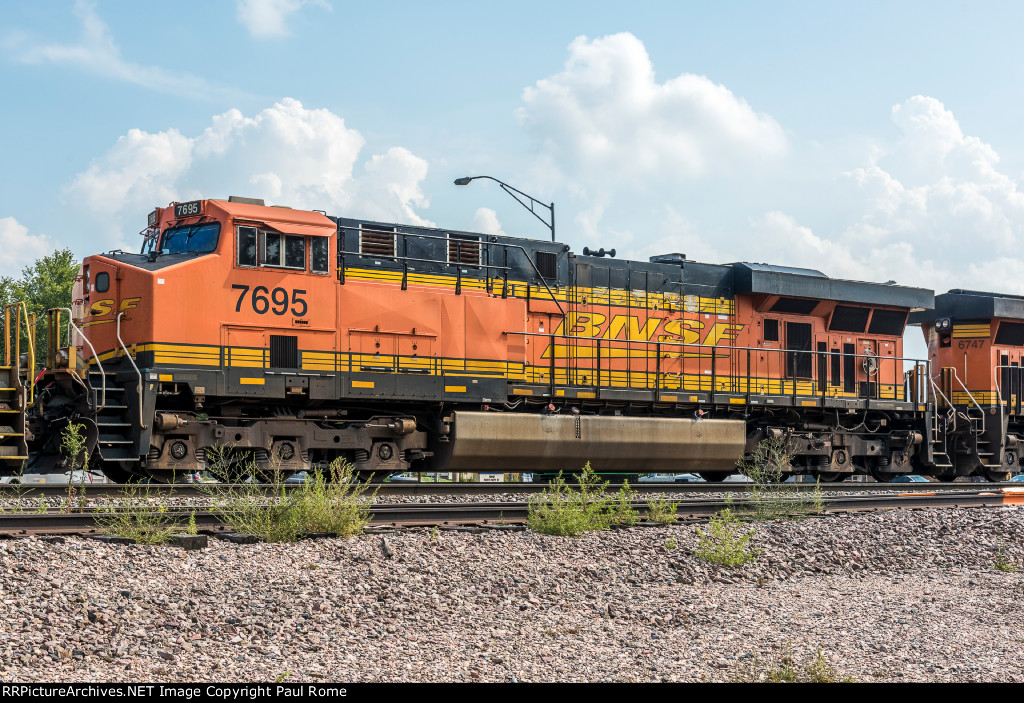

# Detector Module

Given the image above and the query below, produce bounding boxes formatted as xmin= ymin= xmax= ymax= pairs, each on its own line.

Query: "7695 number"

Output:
xmin=232 ymin=284 xmax=307 ymax=317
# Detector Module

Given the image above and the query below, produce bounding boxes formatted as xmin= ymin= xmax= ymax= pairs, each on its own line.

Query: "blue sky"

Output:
xmin=4 ymin=0 xmax=1024 ymax=358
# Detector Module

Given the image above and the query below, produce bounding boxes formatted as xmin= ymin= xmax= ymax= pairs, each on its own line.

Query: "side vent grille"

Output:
xmin=270 ymin=335 xmax=298 ymax=369
xmin=448 ymin=235 xmax=481 ymax=265
xmin=360 ymin=226 xmax=395 ymax=257
xmin=536 ymin=251 xmax=557 ymax=279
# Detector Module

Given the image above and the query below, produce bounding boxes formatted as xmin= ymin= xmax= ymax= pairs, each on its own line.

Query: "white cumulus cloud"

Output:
xmin=0 ymin=218 xmax=54 ymax=274
xmin=517 ymin=32 xmax=787 ymax=188
xmin=235 ymin=0 xmax=331 ymax=38
xmin=470 ymin=208 xmax=506 ymax=236
xmin=833 ymin=95 xmax=1024 ymax=293
xmin=65 ymin=98 xmax=434 ymax=249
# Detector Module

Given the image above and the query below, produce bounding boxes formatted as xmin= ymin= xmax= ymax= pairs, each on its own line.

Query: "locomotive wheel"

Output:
xmin=814 ymin=472 xmax=845 ymax=483
xmin=868 ymin=462 xmax=895 ymax=483
xmin=981 ymin=469 xmax=1011 ymax=482
xmin=936 ymin=473 xmax=958 ymax=482
xmin=698 ymin=472 xmax=728 ymax=482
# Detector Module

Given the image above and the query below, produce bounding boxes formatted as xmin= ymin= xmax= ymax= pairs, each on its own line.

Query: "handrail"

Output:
xmin=948 ymin=367 xmax=985 ymax=435
xmin=116 ymin=313 xmax=146 ymax=429
xmin=56 ymin=308 xmax=106 ymax=412
xmin=338 ymin=226 xmax=567 ymax=319
xmin=504 ymin=330 xmax=921 ymax=402
xmin=4 ymin=302 xmax=35 ymax=405
xmin=992 ymin=363 xmax=1023 ymax=447
xmin=928 ymin=376 xmax=956 ymax=430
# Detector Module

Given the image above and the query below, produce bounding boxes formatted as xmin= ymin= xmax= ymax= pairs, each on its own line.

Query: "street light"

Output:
xmin=453 ymin=175 xmax=555 ymax=242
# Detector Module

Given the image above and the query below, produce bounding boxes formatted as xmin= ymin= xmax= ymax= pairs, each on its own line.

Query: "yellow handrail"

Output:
xmin=3 ymin=302 xmax=35 ymax=404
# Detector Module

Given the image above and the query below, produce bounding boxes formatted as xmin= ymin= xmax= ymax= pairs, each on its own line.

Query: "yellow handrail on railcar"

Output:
xmin=3 ymin=302 xmax=35 ymax=405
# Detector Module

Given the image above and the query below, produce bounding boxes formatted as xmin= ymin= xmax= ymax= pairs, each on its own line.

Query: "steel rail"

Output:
xmin=0 ymin=490 xmax=1017 ymax=535
xmin=0 ymin=480 xmax=1017 ymax=499
xmin=0 ymin=480 xmax=1016 ymax=499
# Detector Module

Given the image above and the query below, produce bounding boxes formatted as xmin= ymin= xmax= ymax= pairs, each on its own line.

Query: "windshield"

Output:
xmin=160 ymin=223 xmax=221 ymax=255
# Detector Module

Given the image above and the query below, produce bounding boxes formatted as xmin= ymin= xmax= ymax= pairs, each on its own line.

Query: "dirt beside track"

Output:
xmin=0 ymin=507 xmax=1021 ymax=682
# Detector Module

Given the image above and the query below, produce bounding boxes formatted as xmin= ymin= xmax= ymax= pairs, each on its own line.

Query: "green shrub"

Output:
xmin=646 ymin=495 xmax=680 ymax=525
xmin=527 ymin=462 xmax=638 ymax=536
xmin=693 ymin=508 xmax=758 ymax=566
xmin=739 ymin=436 xmax=824 ymax=521
xmin=288 ymin=460 xmax=377 ymax=537
xmin=735 ymin=646 xmax=855 ymax=683
xmin=96 ymin=485 xmax=178 ymax=545
xmin=212 ymin=458 xmax=375 ymax=543
xmin=995 ymin=546 xmax=1019 ymax=573
xmin=61 ymin=422 xmax=90 ymax=512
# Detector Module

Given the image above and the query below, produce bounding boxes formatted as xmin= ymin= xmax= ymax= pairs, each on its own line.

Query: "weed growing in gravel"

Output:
xmin=288 ymin=460 xmax=377 ymax=537
xmin=60 ymin=422 xmax=90 ymax=512
xmin=3 ymin=479 xmax=29 ymax=514
xmin=664 ymin=536 xmax=677 ymax=550
xmin=994 ymin=546 xmax=1019 ymax=573
xmin=186 ymin=510 xmax=197 ymax=536
xmin=735 ymin=646 xmax=855 ymax=683
xmin=646 ymin=495 xmax=680 ymax=525
xmin=212 ymin=458 xmax=375 ymax=542
xmin=738 ymin=436 xmax=824 ymax=521
xmin=96 ymin=485 xmax=178 ymax=545
xmin=693 ymin=508 xmax=758 ymax=566
xmin=527 ymin=462 xmax=638 ymax=537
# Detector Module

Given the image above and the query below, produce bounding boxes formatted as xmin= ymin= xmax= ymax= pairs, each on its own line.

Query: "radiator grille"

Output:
xmin=360 ymin=227 xmax=395 ymax=257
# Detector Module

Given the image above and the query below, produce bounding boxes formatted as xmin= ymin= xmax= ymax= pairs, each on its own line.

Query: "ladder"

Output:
xmin=0 ymin=366 xmax=27 ymax=471
xmin=87 ymin=371 xmax=140 ymax=465
xmin=0 ymin=303 xmax=34 ymax=473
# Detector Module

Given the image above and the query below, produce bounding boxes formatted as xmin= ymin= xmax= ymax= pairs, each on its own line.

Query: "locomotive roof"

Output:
xmin=910 ymin=290 xmax=1024 ymax=323
xmin=730 ymin=262 xmax=933 ymax=310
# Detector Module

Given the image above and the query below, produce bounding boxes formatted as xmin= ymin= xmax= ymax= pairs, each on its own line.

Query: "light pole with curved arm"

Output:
xmin=453 ymin=176 xmax=555 ymax=242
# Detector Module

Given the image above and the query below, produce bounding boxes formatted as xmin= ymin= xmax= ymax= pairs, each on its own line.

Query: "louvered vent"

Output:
xmin=270 ymin=335 xmax=298 ymax=369
xmin=448 ymin=235 xmax=480 ymax=265
xmin=360 ymin=226 xmax=395 ymax=257
xmin=536 ymin=251 xmax=557 ymax=279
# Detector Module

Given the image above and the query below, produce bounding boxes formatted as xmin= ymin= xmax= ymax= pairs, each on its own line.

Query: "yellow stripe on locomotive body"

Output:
xmin=952 ymin=323 xmax=991 ymax=339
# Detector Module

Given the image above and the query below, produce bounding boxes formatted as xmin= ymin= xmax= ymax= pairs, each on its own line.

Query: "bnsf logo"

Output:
xmin=553 ymin=312 xmax=741 ymax=345
xmin=81 ymin=297 xmax=141 ymax=328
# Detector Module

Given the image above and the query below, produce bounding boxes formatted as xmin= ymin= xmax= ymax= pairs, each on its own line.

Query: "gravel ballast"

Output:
xmin=0 ymin=507 xmax=1021 ymax=682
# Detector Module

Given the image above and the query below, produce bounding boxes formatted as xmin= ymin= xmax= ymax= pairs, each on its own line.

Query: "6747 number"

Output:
xmin=232 ymin=284 xmax=307 ymax=317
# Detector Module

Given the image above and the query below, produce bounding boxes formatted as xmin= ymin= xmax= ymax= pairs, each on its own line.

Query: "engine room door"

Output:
xmin=858 ymin=338 xmax=877 ymax=398
xmin=785 ymin=322 xmax=813 ymax=395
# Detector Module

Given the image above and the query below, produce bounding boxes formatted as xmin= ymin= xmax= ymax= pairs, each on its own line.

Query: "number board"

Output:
xmin=174 ymin=200 xmax=202 ymax=218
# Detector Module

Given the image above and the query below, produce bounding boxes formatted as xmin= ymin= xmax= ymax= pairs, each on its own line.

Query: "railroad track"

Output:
xmin=1 ymin=481 xmax=1018 ymax=499
xmin=0 ymin=489 xmax=1019 ymax=536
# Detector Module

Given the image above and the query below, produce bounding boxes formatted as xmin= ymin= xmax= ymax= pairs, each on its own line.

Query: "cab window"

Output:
xmin=237 ymin=227 xmax=258 ymax=267
xmin=160 ymin=223 xmax=220 ymax=255
xmin=236 ymin=226 xmax=328 ymax=273
xmin=262 ymin=233 xmax=305 ymax=269
xmin=310 ymin=238 xmax=329 ymax=274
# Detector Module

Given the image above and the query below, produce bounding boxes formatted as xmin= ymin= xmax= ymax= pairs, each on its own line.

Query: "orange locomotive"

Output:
xmin=4 ymin=197 xmax=945 ymax=482
xmin=912 ymin=290 xmax=1024 ymax=481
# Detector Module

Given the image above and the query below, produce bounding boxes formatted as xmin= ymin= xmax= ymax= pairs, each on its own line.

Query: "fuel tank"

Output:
xmin=436 ymin=411 xmax=745 ymax=472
